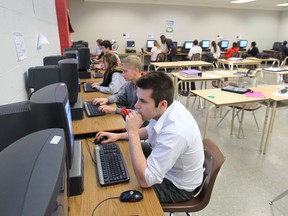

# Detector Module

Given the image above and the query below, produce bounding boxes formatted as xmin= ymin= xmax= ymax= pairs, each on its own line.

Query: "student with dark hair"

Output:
xmin=187 ymin=40 xmax=202 ymax=60
xmin=91 ymin=53 xmax=126 ymax=94
xmin=279 ymin=40 xmax=288 ymax=59
xmin=95 ymin=71 xmax=204 ymax=203
xmin=224 ymin=42 xmax=239 ymax=59
xmin=202 ymin=40 xmax=220 ymax=63
xmin=246 ymin=41 xmax=259 ymax=57
xmin=160 ymin=35 xmax=176 ymax=62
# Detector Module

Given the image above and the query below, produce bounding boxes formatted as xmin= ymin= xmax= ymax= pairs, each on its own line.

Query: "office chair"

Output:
xmin=269 ymin=189 xmax=288 ymax=205
xmin=190 ymin=53 xmax=201 ymax=61
xmin=161 ymin=138 xmax=225 ymax=216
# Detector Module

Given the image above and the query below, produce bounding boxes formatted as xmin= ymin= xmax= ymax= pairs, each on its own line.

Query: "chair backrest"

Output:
xmin=161 ymin=138 xmax=225 ymax=213
xmin=231 ymin=52 xmax=240 ymax=57
xmin=281 ymin=56 xmax=288 ymax=66
xmin=191 ymin=53 xmax=201 ymax=61
xmin=156 ymin=53 xmax=166 ymax=62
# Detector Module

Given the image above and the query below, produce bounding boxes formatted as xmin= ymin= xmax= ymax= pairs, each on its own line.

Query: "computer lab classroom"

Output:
xmin=1 ymin=0 xmax=288 ymax=215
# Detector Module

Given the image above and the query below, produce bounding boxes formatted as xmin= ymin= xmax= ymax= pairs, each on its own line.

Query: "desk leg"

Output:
xmin=231 ymin=106 xmax=235 ymax=135
xmin=237 ymin=107 xmax=245 ymax=138
xmin=260 ymin=101 xmax=273 ymax=154
xmin=204 ymin=105 xmax=215 ymax=138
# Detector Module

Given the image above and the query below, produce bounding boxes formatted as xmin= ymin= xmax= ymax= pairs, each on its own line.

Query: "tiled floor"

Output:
xmin=164 ymin=71 xmax=288 ymax=216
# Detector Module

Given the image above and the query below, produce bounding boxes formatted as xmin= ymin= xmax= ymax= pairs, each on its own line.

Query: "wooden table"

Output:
xmin=148 ymin=61 xmax=213 ymax=71
xmin=73 ymin=79 xmax=126 ymax=137
xmin=217 ymin=58 xmax=261 ymax=70
xmin=191 ymin=88 xmax=270 ymax=151
xmin=69 ymin=140 xmax=164 ymax=215
xmin=250 ymin=85 xmax=288 ymax=153
xmin=247 ymin=57 xmax=280 ymax=67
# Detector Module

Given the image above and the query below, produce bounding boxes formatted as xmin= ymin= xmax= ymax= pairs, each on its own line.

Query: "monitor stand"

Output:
xmin=68 ymin=140 xmax=84 ymax=196
xmin=71 ymin=96 xmax=84 ymax=120
xmin=79 ymin=69 xmax=91 ymax=79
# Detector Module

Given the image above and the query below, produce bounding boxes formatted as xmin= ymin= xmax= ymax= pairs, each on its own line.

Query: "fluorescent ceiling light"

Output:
xmin=276 ymin=3 xmax=288 ymax=7
xmin=230 ymin=0 xmax=256 ymax=3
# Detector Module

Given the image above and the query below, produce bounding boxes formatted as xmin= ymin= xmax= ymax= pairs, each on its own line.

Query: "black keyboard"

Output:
xmin=84 ymin=101 xmax=105 ymax=117
xmin=83 ymin=82 xmax=98 ymax=92
xmin=95 ymin=143 xmax=130 ymax=186
xmin=93 ymin=72 xmax=103 ymax=78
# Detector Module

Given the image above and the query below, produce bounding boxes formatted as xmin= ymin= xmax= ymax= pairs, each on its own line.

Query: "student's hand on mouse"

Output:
xmin=99 ymin=105 xmax=116 ymax=114
xmin=95 ymin=131 xmax=120 ymax=144
xmin=125 ymin=111 xmax=144 ymax=134
xmin=92 ymin=98 xmax=108 ymax=106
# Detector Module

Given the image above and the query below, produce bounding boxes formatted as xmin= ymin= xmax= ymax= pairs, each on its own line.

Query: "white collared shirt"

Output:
xmin=144 ymin=101 xmax=204 ymax=191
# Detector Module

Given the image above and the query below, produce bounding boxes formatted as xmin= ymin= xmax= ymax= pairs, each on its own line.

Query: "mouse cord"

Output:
xmin=91 ymin=196 xmax=119 ymax=216
xmin=85 ymin=139 xmax=97 ymax=165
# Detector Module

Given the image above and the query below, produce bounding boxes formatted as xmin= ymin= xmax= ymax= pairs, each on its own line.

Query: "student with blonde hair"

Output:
xmin=146 ymin=40 xmax=162 ymax=62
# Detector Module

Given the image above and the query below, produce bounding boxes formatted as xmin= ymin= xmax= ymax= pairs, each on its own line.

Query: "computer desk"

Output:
xmin=69 ymin=139 xmax=164 ymax=215
xmin=72 ymin=76 xmax=126 ymax=137
xmin=191 ymin=88 xmax=270 ymax=152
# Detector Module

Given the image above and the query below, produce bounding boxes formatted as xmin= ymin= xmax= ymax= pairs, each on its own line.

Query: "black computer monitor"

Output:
xmin=0 ymin=128 xmax=68 ymax=216
xmin=219 ymin=40 xmax=229 ymax=50
xmin=77 ymin=47 xmax=90 ymax=71
xmin=183 ymin=41 xmax=193 ymax=52
xmin=43 ymin=55 xmax=66 ymax=65
xmin=127 ymin=41 xmax=135 ymax=48
xmin=27 ymin=58 xmax=79 ymax=105
xmin=272 ymin=42 xmax=282 ymax=51
xmin=200 ymin=40 xmax=210 ymax=50
xmin=146 ymin=40 xmax=155 ymax=49
xmin=238 ymin=40 xmax=248 ymax=50
xmin=30 ymin=83 xmax=74 ymax=169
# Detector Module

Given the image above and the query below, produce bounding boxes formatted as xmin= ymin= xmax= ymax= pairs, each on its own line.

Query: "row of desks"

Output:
xmin=70 ymin=74 xmax=164 ymax=215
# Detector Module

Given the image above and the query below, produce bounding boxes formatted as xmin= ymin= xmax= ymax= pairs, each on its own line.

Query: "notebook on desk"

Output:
xmin=83 ymin=83 xmax=99 ymax=92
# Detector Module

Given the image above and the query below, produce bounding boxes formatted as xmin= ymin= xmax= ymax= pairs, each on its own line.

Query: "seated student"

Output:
xmin=202 ymin=40 xmax=220 ymax=63
xmin=95 ymin=71 xmax=204 ymax=203
xmin=224 ymin=42 xmax=239 ymax=59
xmin=92 ymin=55 xmax=142 ymax=114
xmin=160 ymin=35 xmax=176 ymax=62
xmin=146 ymin=40 xmax=162 ymax=62
xmin=94 ymin=40 xmax=121 ymax=68
xmin=279 ymin=40 xmax=288 ymax=59
xmin=246 ymin=41 xmax=259 ymax=57
xmin=91 ymin=53 xmax=127 ymax=94
xmin=90 ymin=39 xmax=103 ymax=63
xmin=187 ymin=40 xmax=202 ymax=60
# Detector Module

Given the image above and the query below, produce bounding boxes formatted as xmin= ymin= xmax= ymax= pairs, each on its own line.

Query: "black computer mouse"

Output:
xmin=120 ymin=190 xmax=143 ymax=202
xmin=94 ymin=136 xmax=108 ymax=144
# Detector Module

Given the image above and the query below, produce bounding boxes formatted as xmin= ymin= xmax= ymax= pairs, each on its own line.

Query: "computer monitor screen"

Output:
xmin=239 ymin=40 xmax=248 ymax=49
xmin=220 ymin=40 xmax=229 ymax=50
xmin=201 ymin=40 xmax=210 ymax=49
xmin=146 ymin=40 xmax=155 ymax=49
xmin=184 ymin=41 xmax=193 ymax=50
xmin=127 ymin=41 xmax=135 ymax=48
xmin=30 ymin=83 xmax=74 ymax=169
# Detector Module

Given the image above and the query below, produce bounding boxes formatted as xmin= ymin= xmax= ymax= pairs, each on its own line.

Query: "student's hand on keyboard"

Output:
xmin=99 ymin=105 xmax=116 ymax=114
xmin=95 ymin=131 xmax=121 ymax=144
xmin=91 ymin=82 xmax=99 ymax=89
xmin=92 ymin=98 xmax=108 ymax=106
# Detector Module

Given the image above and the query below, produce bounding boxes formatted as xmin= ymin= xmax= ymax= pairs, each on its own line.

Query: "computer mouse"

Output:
xmin=94 ymin=136 xmax=108 ymax=144
xmin=120 ymin=190 xmax=143 ymax=202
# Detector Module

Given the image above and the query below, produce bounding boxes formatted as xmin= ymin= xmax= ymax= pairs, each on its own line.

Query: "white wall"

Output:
xmin=0 ymin=0 xmax=60 ymax=105
xmin=69 ymin=1 xmax=284 ymax=53
xmin=279 ymin=11 xmax=288 ymax=41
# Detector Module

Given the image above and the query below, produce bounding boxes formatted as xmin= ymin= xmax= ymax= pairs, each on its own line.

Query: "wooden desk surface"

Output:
xmin=69 ymin=140 xmax=164 ymax=216
xmin=171 ymin=72 xmax=221 ymax=81
xmin=251 ymin=85 xmax=288 ymax=102
xmin=217 ymin=58 xmax=260 ymax=65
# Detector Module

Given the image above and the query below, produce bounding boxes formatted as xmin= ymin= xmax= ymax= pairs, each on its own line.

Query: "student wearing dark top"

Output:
xmin=160 ymin=35 xmax=176 ymax=62
xmin=279 ymin=40 xmax=288 ymax=59
xmin=246 ymin=41 xmax=259 ymax=57
xmin=91 ymin=53 xmax=126 ymax=94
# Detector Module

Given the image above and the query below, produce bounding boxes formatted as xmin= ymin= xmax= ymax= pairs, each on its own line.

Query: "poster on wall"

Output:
xmin=13 ymin=32 xmax=27 ymax=61
xmin=165 ymin=20 xmax=174 ymax=38
xmin=122 ymin=33 xmax=130 ymax=39
xmin=147 ymin=33 xmax=154 ymax=39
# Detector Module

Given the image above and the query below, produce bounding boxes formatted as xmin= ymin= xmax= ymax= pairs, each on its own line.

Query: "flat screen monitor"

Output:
xmin=219 ymin=40 xmax=229 ymax=50
xmin=30 ymin=83 xmax=74 ymax=169
xmin=238 ymin=40 xmax=248 ymax=49
xmin=127 ymin=41 xmax=135 ymax=48
xmin=146 ymin=40 xmax=155 ymax=49
xmin=0 ymin=128 xmax=68 ymax=216
xmin=200 ymin=40 xmax=210 ymax=49
xmin=184 ymin=41 xmax=193 ymax=50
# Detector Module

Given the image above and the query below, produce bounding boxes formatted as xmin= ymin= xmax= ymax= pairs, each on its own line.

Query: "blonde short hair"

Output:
xmin=122 ymin=55 xmax=142 ymax=71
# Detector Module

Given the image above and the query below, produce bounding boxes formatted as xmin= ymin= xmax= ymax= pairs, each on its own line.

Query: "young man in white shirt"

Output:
xmin=188 ymin=40 xmax=202 ymax=60
xmin=96 ymin=71 xmax=204 ymax=203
